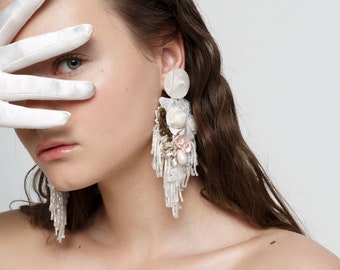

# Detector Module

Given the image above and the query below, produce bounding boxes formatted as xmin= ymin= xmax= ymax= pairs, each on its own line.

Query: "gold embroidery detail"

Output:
xmin=157 ymin=107 xmax=172 ymax=138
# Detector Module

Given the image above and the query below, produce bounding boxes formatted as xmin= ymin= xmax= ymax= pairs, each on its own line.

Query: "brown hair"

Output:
xmin=21 ymin=0 xmax=303 ymax=234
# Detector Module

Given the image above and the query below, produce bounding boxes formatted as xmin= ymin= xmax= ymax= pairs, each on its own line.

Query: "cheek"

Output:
xmin=15 ymin=130 xmax=34 ymax=153
xmin=14 ymin=129 xmax=39 ymax=164
xmin=83 ymin=78 xmax=156 ymax=143
xmin=89 ymin=61 xmax=161 ymax=130
xmin=71 ymin=64 xmax=161 ymax=167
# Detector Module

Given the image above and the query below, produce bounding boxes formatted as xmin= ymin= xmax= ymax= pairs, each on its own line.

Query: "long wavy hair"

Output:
xmin=21 ymin=0 xmax=303 ymax=234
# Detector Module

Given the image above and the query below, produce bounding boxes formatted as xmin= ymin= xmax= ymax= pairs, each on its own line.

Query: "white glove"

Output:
xmin=0 ymin=0 xmax=95 ymax=129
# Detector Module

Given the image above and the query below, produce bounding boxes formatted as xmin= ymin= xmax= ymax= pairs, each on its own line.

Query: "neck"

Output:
xmin=96 ymin=153 xmax=197 ymax=243
xmin=89 ymin=150 xmax=257 ymax=257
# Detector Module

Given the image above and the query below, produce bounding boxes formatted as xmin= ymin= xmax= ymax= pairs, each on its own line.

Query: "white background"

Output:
xmin=1 ymin=0 xmax=339 ymax=256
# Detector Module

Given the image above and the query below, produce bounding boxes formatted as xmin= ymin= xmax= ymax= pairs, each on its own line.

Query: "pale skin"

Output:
xmin=0 ymin=0 xmax=339 ymax=269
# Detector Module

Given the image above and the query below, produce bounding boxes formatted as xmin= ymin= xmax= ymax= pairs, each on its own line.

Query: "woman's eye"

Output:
xmin=53 ymin=54 xmax=84 ymax=75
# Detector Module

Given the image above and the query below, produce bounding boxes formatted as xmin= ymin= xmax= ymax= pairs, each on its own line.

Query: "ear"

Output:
xmin=160 ymin=32 xmax=185 ymax=76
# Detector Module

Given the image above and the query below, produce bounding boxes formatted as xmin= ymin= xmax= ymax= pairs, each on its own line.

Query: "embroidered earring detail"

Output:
xmin=48 ymin=182 xmax=69 ymax=243
xmin=151 ymin=68 xmax=198 ymax=218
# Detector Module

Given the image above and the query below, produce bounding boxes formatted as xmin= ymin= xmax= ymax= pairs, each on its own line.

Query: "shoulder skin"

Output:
xmin=0 ymin=210 xmax=52 ymax=268
xmin=238 ymin=229 xmax=340 ymax=270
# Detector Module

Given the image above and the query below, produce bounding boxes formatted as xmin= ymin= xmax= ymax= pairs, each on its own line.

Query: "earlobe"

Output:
xmin=161 ymin=33 xmax=185 ymax=75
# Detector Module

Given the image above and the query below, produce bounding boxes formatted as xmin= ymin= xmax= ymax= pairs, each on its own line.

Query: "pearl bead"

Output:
xmin=171 ymin=159 xmax=178 ymax=167
xmin=176 ymin=150 xmax=188 ymax=166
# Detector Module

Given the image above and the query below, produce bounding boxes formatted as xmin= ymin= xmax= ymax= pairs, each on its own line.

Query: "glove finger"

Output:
xmin=0 ymin=24 xmax=93 ymax=73
xmin=0 ymin=100 xmax=70 ymax=129
xmin=0 ymin=72 xmax=94 ymax=101
xmin=0 ymin=0 xmax=45 ymax=45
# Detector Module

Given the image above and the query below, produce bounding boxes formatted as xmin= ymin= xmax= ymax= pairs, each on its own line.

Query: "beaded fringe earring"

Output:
xmin=48 ymin=182 xmax=69 ymax=243
xmin=151 ymin=68 xmax=198 ymax=218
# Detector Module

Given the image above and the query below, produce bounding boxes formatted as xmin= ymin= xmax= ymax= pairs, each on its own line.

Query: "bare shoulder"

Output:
xmin=0 ymin=209 xmax=54 ymax=243
xmin=0 ymin=209 xmax=40 ymax=247
xmin=0 ymin=209 xmax=32 ymax=240
xmin=240 ymin=229 xmax=340 ymax=270
xmin=0 ymin=210 xmax=50 ymax=267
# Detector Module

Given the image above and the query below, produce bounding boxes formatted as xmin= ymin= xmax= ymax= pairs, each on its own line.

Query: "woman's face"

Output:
xmin=9 ymin=0 xmax=166 ymax=191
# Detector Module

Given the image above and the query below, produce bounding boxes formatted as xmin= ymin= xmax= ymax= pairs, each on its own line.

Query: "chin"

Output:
xmin=43 ymin=171 xmax=97 ymax=192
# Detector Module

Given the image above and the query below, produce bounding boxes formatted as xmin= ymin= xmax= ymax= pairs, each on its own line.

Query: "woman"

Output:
xmin=0 ymin=0 xmax=339 ymax=269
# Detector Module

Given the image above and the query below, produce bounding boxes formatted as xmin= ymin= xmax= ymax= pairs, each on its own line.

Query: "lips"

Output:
xmin=36 ymin=141 xmax=78 ymax=162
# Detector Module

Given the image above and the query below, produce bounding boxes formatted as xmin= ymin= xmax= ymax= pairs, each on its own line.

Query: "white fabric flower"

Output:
xmin=166 ymin=107 xmax=187 ymax=135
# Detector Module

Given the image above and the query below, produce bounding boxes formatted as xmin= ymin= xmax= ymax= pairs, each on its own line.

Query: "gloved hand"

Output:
xmin=0 ymin=0 xmax=95 ymax=129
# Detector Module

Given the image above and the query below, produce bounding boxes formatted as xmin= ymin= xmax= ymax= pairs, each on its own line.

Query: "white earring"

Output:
xmin=151 ymin=69 xmax=198 ymax=218
xmin=48 ymin=182 xmax=69 ymax=243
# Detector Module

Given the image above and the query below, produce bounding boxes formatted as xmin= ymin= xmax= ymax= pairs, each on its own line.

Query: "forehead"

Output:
xmin=3 ymin=0 xmax=111 ymax=41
